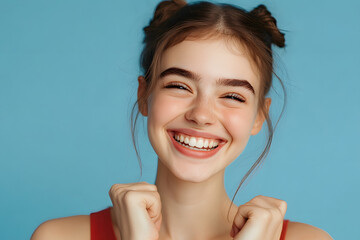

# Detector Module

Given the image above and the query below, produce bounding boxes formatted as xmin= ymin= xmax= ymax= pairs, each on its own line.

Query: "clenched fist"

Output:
xmin=231 ymin=195 xmax=287 ymax=240
xmin=109 ymin=182 xmax=162 ymax=240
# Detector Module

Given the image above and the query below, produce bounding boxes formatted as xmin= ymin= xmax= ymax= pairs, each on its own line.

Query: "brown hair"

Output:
xmin=131 ymin=0 xmax=286 ymax=209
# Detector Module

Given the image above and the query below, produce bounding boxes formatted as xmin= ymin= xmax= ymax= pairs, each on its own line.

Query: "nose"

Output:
xmin=184 ymin=96 xmax=216 ymax=126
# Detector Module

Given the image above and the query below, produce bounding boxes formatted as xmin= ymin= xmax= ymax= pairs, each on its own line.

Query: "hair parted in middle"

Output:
xmin=131 ymin=0 xmax=286 ymax=202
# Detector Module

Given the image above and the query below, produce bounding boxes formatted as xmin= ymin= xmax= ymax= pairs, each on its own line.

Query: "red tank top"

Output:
xmin=90 ymin=207 xmax=290 ymax=240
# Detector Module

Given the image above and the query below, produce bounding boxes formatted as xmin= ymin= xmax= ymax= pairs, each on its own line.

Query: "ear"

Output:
xmin=251 ymin=98 xmax=272 ymax=135
xmin=137 ymin=76 xmax=148 ymax=116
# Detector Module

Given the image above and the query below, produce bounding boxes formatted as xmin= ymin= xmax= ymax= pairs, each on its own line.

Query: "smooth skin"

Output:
xmin=31 ymin=38 xmax=333 ymax=240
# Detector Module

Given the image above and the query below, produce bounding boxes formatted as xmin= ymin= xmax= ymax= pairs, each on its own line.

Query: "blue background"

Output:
xmin=1 ymin=0 xmax=359 ymax=239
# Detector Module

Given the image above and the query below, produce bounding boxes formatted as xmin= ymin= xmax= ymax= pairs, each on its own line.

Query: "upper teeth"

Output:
xmin=175 ymin=133 xmax=219 ymax=149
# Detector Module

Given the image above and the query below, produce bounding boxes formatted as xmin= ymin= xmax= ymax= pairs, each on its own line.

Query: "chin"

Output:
xmin=161 ymin=158 xmax=218 ymax=183
xmin=174 ymin=171 xmax=209 ymax=183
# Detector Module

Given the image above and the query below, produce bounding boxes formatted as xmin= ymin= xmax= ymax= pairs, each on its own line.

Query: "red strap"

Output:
xmin=90 ymin=207 xmax=117 ymax=240
xmin=280 ymin=219 xmax=289 ymax=240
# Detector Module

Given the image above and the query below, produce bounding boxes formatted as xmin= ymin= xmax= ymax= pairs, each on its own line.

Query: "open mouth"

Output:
xmin=167 ymin=129 xmax=227 ymax=159
xmin=173 ymin=133 xmax=219 ymax=151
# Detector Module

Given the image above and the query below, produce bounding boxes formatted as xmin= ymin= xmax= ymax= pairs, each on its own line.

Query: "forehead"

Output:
xmin=159 ymin=37 xmax=261 ymax=91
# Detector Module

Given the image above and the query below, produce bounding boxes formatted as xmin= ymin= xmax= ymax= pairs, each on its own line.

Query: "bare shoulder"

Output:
xmin=31 ymin=215 xmax=90 ymax=240
xmin=285 ymin=221 xmax=333 ymax=240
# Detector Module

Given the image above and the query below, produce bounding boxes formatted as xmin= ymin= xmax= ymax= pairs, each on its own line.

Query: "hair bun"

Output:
xmin=250 ymin=4 xmax=285 ymax=48
xmin=144 ymin=0 xmax=187 ymax=34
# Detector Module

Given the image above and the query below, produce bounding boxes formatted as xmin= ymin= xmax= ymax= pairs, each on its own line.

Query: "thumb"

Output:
xmin=154 ymin=213 xmax=162 ymax=232
xmin=142 ymin=191 xmax=162 ymax=227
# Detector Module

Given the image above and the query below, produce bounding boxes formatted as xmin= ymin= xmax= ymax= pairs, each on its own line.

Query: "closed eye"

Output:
xmin=223 ymin=93 xmax=246 ymax=103
xmin=164 ymin=82 xmax=191 ymax=91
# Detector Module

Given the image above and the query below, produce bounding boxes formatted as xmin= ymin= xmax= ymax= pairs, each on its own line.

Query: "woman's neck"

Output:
xmin=155 ymin=160 xmax=237 ymax=240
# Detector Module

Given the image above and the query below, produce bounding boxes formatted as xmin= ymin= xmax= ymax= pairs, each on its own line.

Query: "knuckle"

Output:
xmin=268 ymin=208 xmax=283 ymax=224
xmin=109 ymin=183 xmax=125 ymax=194
xmin=256 ymin=208 xmax=282 ymax=222
xmin=154 ymin=191 xmax=161 ymax=200
xmin=279 ymin=200 xmax=287 ymax=210
xmin=136 ymin=182 xmax=157 ymax=191
xmin=260 ymin=209 xmax=272 ymax=220
xmin=109 ymin=184 xmax=119 ymax=196
xmin=142 ymin=182 xmax=157 ymax=190
xmin=270 ymin=207 xmax=282 ymax=217
xmin=123 ymin=190 xmax=137 ymax=202
xmin=251 ymin=195 xmax=264 ymax=203
xmin=150 ymin=185 xmax=158 ymax=192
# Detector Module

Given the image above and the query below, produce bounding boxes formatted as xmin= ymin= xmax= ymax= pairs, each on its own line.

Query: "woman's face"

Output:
xmin=140 ymin=37 xmax=269 ymax=183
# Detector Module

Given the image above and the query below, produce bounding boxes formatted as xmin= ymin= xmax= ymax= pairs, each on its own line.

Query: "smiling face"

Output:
xmin=139 ymin=37 xmax=270 ymax=183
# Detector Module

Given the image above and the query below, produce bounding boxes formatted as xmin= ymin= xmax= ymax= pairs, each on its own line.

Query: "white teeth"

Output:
xmin=178 ymin=142 xmax=212 ymax=151
xmin=174 ymin=132 xmax=221 ymax=150
xmin=189 ymin=137 xmax=196 ymax=147
xmin=204 ymin=139 xmax=209 ymax=148
xmin=196 ymin=138 xmax=204 ymax=148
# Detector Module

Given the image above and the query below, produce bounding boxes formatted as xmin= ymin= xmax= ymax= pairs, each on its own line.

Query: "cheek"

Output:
xmin=220 ymin=107 xmax=257 ymax=142
xmin=148 ymin=93 xmax=189 ymax=126
xmin=147 ymin=92 xmax=192 ymax=147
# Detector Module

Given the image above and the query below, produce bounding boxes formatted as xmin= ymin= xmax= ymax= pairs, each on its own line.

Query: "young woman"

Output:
xmin=31 ymin=1 xmax=332 ymax=239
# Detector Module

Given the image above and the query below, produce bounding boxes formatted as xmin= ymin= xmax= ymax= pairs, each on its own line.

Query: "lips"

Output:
xmin=167 ymin=129 xmax=227 ymax=159
xmin=174 ymin=132 xmax=219 ymax=150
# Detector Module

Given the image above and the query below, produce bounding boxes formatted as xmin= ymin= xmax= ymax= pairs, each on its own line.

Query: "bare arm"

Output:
xmin=286 ymin=222 xmax=333 ymax=240
xmin=31 ymin=215 xmax=90 ymax=240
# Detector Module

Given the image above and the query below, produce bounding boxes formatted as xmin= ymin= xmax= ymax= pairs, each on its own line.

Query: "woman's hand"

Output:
xmin=231 ymin=195 xmax=287 ymax=240
xmin=109 ymin=182 xmax=162 ymax=240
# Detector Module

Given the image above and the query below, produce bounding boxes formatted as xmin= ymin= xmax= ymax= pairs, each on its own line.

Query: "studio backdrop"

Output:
xmin=0 ymin=0 xmax=359 ymax=239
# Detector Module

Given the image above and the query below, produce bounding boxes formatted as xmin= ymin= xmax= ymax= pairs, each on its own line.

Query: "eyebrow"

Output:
xmin=159 ymin=67 xmax=255 ymax=94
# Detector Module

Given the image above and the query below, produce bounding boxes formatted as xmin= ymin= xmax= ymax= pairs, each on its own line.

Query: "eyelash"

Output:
xmin=164 ymin=82 xmax=190 ymax=91
xmin=223 ymin=93 xmax=246 ymax=103
xmin=164 ymin=83 xmax=245 ymax=103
